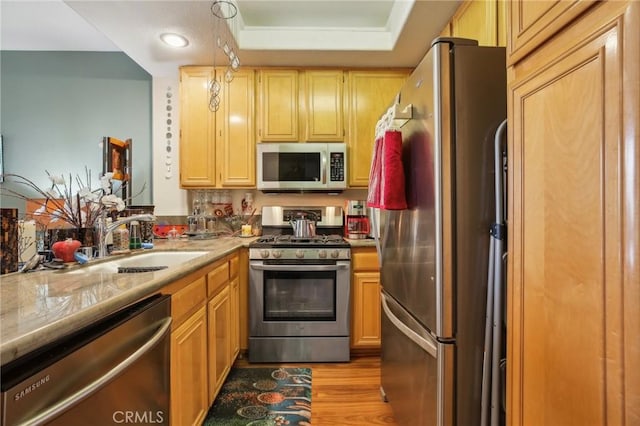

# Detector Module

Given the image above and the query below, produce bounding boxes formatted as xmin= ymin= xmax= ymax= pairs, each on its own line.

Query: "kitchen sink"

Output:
xmin=62 ymin=251 xmax=210 ymax=274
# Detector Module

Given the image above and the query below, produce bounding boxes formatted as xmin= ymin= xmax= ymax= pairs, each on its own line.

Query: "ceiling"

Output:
xmin=1 ymin=0 xmax=461 ymax=77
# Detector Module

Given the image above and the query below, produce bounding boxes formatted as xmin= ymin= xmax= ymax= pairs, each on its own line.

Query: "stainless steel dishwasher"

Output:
xmin=1 ymin=294 xmax=171 ymax=426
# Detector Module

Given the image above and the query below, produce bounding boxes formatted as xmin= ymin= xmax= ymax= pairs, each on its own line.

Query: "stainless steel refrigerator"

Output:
xmin=377 ymin=38 xmax=506 ymax=426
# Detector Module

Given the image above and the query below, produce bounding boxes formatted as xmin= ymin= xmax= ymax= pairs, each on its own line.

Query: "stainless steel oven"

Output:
xmin=248 ymin=206 xmax=351 ymax=363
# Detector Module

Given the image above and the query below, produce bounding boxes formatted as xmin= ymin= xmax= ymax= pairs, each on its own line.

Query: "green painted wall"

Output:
xmin=0 ymin=51 xmax=152 ymax=213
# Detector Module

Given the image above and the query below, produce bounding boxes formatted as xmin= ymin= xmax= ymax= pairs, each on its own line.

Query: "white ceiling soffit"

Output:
xmin=233 ymin=0 xmax=415 ymax=51
xmin=2 ymin=0 xmax=462 ymax=77
xmin=0 ymin=0 xmax=119 ymax=51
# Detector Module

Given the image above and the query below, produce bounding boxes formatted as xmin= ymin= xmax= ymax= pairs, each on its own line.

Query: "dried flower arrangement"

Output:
xmin=0 ymin=168 xmax=135 ymax=229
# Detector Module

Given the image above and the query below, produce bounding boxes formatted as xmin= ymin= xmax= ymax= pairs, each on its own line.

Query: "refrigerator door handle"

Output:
xmin=371 ymin=208 xmax=383 ymax=268
xmin=381 ymin=292 xmax=437 ymax=358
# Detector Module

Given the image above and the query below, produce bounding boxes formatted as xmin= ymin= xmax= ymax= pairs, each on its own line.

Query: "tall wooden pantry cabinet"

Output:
xmin=506 ymin=1 xmax=639 ymax=425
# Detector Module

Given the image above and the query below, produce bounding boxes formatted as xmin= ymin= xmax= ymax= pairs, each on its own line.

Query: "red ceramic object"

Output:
xmin=52 ymin=238 xmax=82 ymax=262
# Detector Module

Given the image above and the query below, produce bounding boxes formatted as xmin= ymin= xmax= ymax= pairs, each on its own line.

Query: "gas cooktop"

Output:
xmin=250 ymin=234 xmax=349 ymax=248
xmin=249 ymin=234 xmax=350 ymax=261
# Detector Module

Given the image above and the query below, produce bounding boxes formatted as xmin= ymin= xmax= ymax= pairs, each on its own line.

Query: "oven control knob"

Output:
xmin=272 ymin=250 xmax=282 ymax=259
xmin=318 ymin=250 xmax=327 ymax=259
xmin=295 ymin=250 xmax=305 ymax=259
xmin=260 ymin=250 xmax=270 ymax=259
xmin=330 ymin=250 xmax=340 ymax=259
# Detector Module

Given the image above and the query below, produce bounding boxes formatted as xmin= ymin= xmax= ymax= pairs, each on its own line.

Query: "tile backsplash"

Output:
xmin=157 ymin=188 xmax=368 ymax=227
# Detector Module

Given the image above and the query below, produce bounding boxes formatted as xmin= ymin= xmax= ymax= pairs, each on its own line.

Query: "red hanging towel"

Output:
xmin=366 ymin=136 xmax=383 ymax=208
xmin=379 ymin=130 xmax=407 ymax=210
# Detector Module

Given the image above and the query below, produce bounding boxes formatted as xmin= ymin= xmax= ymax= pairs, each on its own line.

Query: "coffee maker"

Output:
xmin=345 ymin=200 xmax=371 ymax=239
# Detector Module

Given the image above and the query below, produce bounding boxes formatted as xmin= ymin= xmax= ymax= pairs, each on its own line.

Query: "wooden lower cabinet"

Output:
xmin=170 ymin=306 xmax=208 ymax=426
xmin=351 ymin=247 xmax=382 ymax=350
xmin=165 ymin=250 xmax=242 ymax=425
xmin=208 ymin=285 xmax=231 ymax=404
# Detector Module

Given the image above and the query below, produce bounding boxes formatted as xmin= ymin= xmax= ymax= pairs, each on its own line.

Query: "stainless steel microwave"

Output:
xmin=257 ymin=143 xmax=347 ymax=192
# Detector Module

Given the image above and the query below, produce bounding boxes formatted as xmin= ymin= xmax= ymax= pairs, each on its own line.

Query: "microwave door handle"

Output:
xmin=321 ymin=152 xmax=327 ymax=184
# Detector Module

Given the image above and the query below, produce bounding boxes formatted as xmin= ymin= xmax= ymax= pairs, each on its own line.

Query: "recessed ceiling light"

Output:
xmin=160 ymin=33 xmax=189 ymax=48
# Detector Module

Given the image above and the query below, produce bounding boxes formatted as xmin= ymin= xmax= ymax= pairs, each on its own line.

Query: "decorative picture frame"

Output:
xmin=102 ymin=137 xmax=132 ymax=201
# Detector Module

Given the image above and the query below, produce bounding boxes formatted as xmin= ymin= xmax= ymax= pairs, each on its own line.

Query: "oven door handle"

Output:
xmin=251 ymin=263 xmax=349 ymax=272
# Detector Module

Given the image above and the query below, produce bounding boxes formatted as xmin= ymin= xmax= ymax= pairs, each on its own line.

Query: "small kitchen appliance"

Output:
xmin=248 ymin=206 xmax=350 ymax=363
xmin=345 ymin=200 xmax=371 ymax=239
xmin=256 ymin=143 xmax=347 ymax=192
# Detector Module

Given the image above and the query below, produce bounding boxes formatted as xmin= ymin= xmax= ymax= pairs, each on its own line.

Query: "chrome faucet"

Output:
xmin=96 ymin=211 xmax=155 ymax=258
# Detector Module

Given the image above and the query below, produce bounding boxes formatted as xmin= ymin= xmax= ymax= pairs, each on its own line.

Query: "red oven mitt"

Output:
xmin=379 ymin=130 xmax=407 ymax=210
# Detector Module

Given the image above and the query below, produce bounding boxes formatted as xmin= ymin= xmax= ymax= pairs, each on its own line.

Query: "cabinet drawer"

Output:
xmin=208 ymin=261 xmax=229 ymax=297
xmin=172 ymin=277 xmax=207 ymax=327
xmin=352 ymin=250 xmax=380 ymax=271
xmin=229 ymin=254 xmax=239 ymax=279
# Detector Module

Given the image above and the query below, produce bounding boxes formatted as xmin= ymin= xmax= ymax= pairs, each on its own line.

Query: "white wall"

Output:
xmin=152 ymin=76 xmax=188 ymax=215
xmin=151 ymin=77 xmax=369 ymax=217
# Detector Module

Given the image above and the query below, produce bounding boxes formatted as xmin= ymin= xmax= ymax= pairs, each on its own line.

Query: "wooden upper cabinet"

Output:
xmin=507 ymin=2 xmax=639 ymax=425
xmin=180 ymin=67 xmax=216 ymax=187
xmin=179 ymin=66 xmax=255 ymax=188
xmin=450 ymin=0 xmax=499 ymax=46
xmin=257 ymin=69 xmax=344 ymax=142
xmin=216 ymin=68 xmax=255 ymax=186
xmin=345 ymin=70 xmax=408 ymax=187
xmin=507 ymin=0 xmax=597 ymax=64
xmin=302 ymin=70 xmax=344 ymax=141
xmin=257 ymin=69 xmax=299 ymax=141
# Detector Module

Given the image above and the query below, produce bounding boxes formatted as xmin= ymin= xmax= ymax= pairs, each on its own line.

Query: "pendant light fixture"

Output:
xmin=209 ymin=0 xmax=241 ymax=111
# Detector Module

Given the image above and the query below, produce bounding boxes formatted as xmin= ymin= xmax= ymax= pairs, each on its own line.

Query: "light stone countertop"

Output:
xmin=0 ymin=235 xmax=374 ymax=366
xmin=344 ymin=237 xmax=377 ymax=248
xmin=0 ymin=236 xmax=257 ymax=366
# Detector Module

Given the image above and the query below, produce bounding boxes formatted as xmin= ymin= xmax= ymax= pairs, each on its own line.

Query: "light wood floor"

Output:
xmin=233 ymin=355 xmax=398 ymax=425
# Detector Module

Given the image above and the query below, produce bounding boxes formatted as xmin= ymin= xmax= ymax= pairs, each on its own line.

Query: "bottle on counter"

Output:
xmin=112 ymin=224 xmax=130 ymax=252
xmin=129 ymin=221 xmax=142 ymax=250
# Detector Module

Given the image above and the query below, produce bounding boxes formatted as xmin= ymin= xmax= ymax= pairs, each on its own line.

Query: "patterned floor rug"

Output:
xmin=202 ymin=367 xmax=312 ymax=426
